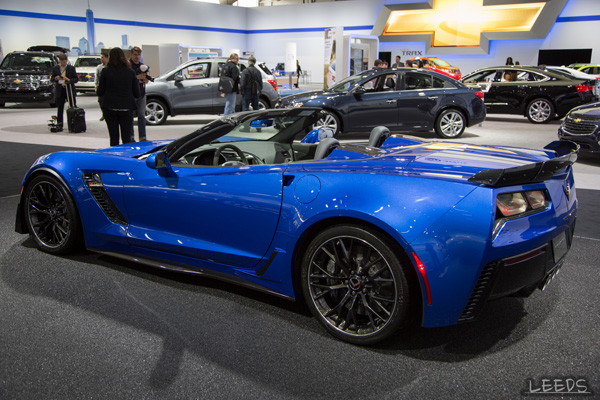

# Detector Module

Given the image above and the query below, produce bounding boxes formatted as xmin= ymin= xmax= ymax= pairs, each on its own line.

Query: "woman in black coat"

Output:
xmin=98 ymin=47 xmax=141 ymax=146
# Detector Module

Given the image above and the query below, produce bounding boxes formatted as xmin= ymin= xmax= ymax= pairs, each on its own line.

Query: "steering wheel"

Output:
xmin=213 ymin=144 xmax=248 ymax=166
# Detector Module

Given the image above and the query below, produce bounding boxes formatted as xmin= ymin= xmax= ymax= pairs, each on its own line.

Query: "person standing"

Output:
xmin=51 ymin=53 xmax=78 ymax=132
xmin=129 ymin=46 xmax=152 ymax=141
xmin=221 ymin=53 xmax=240 ymax=115
xmin=505 ymin=57 xmax=514 ymax=65
xmin=392 ymin=55 xmax=402 ymax=68
xmin=295 ymin=59 xmax=302 ymax=88
xmin=98 ymin=47 xmax=141 ymax=146
xmin=95 ymin=51 xmax=108 ymax=121
xmin=240 ymin=56 xmax=262 ymax=111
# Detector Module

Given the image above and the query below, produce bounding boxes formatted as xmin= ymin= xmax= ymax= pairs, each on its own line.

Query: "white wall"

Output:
xmin=0 ymin=0 xmax=598 ymax=82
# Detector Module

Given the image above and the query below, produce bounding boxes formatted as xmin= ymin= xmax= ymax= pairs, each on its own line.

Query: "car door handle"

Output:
xmin=386 ymin=100 xmax=397 ymax=104
xmin=428 ymin=96 xmax=438 ymax=100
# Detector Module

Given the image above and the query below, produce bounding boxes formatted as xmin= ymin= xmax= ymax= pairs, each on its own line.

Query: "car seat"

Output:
xmin=314 ymin=138 xmax=339 ymax=160
xmin=368 ymin=126 xmax=390 ymax=148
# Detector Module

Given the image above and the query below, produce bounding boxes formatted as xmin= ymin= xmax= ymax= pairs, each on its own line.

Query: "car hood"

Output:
xmin=281 ymin=90 xmax=341 ymax=104
xmin=0 ymin=68 xmax=52 ymax=74
xmin=569 ymin=101 xmax=600 ymax=118
xmin=75 ymin=66 xmax=97 ymax=73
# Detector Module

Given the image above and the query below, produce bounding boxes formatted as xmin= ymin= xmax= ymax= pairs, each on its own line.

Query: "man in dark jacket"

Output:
xmin=221 ymin=53 xmax=240 ymax=115
xmin=240 ymin=56 xmax=262 ymax=111
xmin=129 ymin=46 xmax=152 ymax=141
xmin=51 ymin=53 xmax=78 ymax=131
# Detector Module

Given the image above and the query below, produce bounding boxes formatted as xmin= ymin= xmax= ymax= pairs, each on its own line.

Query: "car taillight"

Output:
xmin=267 ymin=79 xmax=278 ymax=92
xmin=496 ymin=190 xmax=548 ymax=217
xmin=576 ymin=84 xmax=594 ymax=92
xmin=475 ymin=91 xmax=484 ymax=101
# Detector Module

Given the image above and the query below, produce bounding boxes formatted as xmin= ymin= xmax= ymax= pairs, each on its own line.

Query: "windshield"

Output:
xmin=328 ymin=72 xmax=373 ymax=92
xmin=0 ymin=54 xmax=54 ymax=71
xmin=430 ymin=58 xmax=452 ymax=67
xmin=74 ymin=58 xmax=101 ymax=67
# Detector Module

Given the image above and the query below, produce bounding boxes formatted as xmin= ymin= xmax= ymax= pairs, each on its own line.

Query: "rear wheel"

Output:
xmin=301 ymin=225 xmax=410 ymax=345
xmin=526 ymin=98 xmax=554 ymax=123
xmin=145 ymin=98 xmax=168 ymax=125
xmin=24 ymin=175 xmax=83 ymax=254
xmin=435 ymin=109 xmax=466 ymax=138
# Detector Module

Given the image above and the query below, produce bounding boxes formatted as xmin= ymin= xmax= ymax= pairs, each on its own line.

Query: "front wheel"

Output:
xmin=145 ymin=98 xmax=168 ymax=125
xmin=313 ymin=110 xmax=340 ymax=135
xmin=24 ymin=175 xmax=83 ymax=254
xmin=435 ymin=109 xmax=466 ymax=138
xmin=301 ymin=225 xmax=410 ymax=345
xmin=526 ymin=98 xmax=554 ymax=124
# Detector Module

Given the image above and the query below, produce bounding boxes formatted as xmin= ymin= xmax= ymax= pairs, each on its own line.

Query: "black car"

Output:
xmin=0 ymin=51 xmax=59 ymax=107
xmin=558 ymin=101 xmax=600 ymax=155
xmin=278 ymin=68 xmax=486 ymax=138
xmin=462 ymin=65 xmax=596 ymax=124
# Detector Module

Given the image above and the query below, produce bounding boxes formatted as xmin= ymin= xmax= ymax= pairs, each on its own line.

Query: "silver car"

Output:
xmin=144 ymin=57 xmax=281 ymax=125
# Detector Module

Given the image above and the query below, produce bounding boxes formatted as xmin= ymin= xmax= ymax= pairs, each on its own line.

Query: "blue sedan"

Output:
xmin=15 ymin=107 xmax=577 ymax=345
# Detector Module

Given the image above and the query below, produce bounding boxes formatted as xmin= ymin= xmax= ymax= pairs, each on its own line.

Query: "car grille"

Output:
xmin=0 ymin=74 xmax=50 ymax=91
xmin=563 ymin=118 xmax=599 ymax=135
xmin=77 ymin=72 xmax=95 ymax=82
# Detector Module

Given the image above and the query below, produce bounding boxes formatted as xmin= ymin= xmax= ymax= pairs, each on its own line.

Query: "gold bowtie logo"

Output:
xmin=14 ymin=79 xmax=23 ymax=83
xmin=383 ymin=0 xmax=545 ymax=47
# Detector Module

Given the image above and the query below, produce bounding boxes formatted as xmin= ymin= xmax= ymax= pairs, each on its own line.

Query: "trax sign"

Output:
xmin=372 ymin=0 xmax=568 ymax=54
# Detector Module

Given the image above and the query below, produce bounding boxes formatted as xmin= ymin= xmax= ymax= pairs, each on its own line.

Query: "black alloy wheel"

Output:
xmin=435 ymin=109 xmax=466 ymax=138
xmin=145 ymin=98 xmax=168 ymax=125
xmin=24 ymin=175 xmax=82 ymax=254
xmin=526 ymin=98 xmax=554 ymax=124
xmin=301 ymin=225 xmax=410 ymax=345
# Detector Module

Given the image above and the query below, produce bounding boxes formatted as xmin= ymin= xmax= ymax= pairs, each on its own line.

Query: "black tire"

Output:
xmin=24 ymin=175 xmax=83 ymax=254
xmin=434 ymin=109 xmax=466 ymax=138
xmin=313 ymin=110 xmax=340 ymax=135
xmin=256 ymin=98 xmax=268 ymax=110
xmin=526 ymin=98 xmax=554 ymax=124
xmin=301 ymin=225 xmax=410 ymax=345
xmin=145 ymin=98 xmax=168 ymax=125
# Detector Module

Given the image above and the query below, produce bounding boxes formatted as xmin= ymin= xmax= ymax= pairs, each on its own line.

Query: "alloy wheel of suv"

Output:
xmin=145 ymin=99 xmax=168 ymax=125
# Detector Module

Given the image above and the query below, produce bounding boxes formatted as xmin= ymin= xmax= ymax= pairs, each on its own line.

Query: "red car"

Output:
xmin=408 ymin=57 xmax=461 ymax=80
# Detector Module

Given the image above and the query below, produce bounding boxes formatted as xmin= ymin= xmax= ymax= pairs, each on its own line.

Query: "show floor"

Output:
xmin=0 ymin=95 xmax=599 ymax=399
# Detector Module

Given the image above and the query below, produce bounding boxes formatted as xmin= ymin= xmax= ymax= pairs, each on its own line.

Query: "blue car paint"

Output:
xmin=17 ymin=115 xmax=577 ymax=328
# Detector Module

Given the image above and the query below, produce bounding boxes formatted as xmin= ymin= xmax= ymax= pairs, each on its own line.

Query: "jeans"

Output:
xmin=133 ymin=95 xmax=147 ymax=141
xmin=242 ymin=92 xmax=259 ymax=111
xmin=224 ymin=92 xmax=237 ymax=115
xmin=104 ymin=108 xmax=134 ymax=147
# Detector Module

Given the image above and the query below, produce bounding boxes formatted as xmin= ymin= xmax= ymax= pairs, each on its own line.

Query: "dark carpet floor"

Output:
xmin=1 ymin=142 xmax=598 ymax=399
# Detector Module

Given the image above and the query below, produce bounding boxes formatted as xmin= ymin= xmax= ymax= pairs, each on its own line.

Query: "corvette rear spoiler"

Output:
xmin=468 ymin=141 xmax=579 ymax=187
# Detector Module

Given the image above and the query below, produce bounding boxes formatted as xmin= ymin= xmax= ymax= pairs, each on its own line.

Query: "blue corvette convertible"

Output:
xmin=15 ymin=108 xmax=577 ymax=345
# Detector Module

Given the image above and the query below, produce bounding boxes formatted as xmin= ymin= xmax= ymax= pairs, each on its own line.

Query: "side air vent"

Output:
xmin=82 ymin=173 xmax=128 ymax=225
xmin=458 ymin=263 xmax=497 ymax=322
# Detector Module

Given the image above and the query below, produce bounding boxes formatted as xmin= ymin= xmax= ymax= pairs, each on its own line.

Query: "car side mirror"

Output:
xmin=146 ymin=151 xmax=175 ymax=176
xmin=174 ymin=75 xmax=184 ymax=82
xmin=352 ymin=86 xmax=366 ymax=95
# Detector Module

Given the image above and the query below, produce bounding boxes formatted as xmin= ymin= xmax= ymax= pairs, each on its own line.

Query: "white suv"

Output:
xmin=74 ymin=55 xmax=102 ymax=93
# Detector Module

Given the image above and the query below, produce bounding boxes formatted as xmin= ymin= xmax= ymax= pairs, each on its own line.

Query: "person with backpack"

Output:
xmin=221 ymin=53 xmax=240 ymax=115
xmin=240 ymin=56 xmax=263 ymax=111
